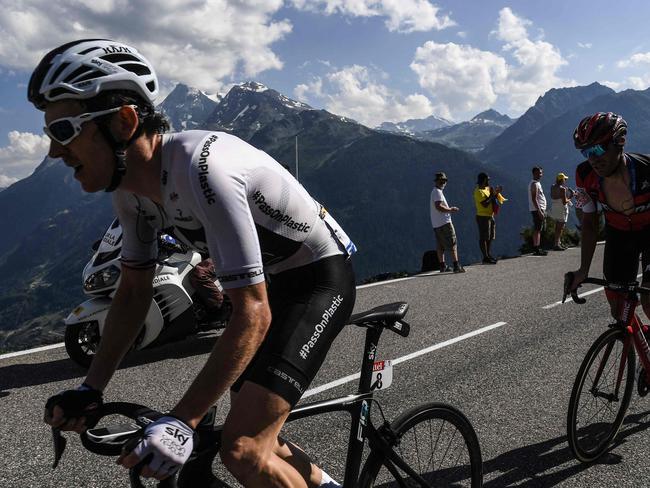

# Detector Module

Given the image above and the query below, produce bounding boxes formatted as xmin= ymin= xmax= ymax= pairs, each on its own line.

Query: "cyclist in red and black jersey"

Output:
xmin=570 ymin=112 xmax=650 ymax=319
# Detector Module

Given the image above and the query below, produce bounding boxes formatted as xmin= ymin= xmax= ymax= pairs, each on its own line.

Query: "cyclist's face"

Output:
xmin=588 ymin=143 xmax=623 ymax=177
xmin=44 ymin=100 xmax=115 ymax=193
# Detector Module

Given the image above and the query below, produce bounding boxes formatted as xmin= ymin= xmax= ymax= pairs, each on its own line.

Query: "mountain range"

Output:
xmin=3 ymin=78 xmax=643 ymax=352
xmin=378 ymin=109 xmax=515 ymax=152
xmin=376 ymin=114 xmax=452 ymax=135
xmin=479 ymin=82 xmax=619 ymax=177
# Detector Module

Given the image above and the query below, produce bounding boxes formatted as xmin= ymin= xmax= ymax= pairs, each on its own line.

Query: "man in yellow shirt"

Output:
xmin=474 ymin=172 xmax=502 ymax=264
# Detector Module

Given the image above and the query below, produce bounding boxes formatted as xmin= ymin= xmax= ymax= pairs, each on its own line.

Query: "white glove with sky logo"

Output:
xmin=130 ymin=415 xmax=194 ymax=477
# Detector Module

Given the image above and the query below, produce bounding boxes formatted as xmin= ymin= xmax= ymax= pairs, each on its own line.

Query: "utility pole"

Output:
xmin=295 ymin=135 xmax=299 ymax=181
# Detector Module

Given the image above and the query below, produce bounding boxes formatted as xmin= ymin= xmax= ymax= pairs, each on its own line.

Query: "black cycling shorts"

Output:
xmin=603 ymin=225 xmax=650 ymax=284
xmin=231 ymin=254 xmax=356 ymax=406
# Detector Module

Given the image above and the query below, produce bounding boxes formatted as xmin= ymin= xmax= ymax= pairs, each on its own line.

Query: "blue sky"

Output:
xmin=2 ymin=0 xmax=650 ymax=186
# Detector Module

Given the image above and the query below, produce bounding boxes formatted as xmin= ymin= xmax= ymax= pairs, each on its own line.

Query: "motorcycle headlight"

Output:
xmin=84 ymin=265 xmax=120 ymax=291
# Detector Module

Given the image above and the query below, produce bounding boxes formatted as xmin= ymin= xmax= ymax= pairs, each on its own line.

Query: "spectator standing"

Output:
xmin=474 ymin=172 xmax=500 ymax=264
xmin=549 ymin=172 xmax=574 ymax=250
xmin=528 ymin=166 xmax=548 ymax=256
xmin=430 ymin=172 xmax=465 ymax=273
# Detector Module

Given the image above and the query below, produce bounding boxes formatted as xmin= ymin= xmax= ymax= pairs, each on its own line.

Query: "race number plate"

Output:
xmin=371 ymin=360 xmax=393 ymax=391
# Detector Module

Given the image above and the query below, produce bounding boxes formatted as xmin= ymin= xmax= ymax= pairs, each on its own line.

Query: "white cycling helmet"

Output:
xmin=28 ymin=39 xmax=158 ymax=110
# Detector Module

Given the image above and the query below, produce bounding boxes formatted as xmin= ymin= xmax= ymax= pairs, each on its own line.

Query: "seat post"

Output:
xmin=342 ymin=323 xmax=383 ymax=487
xmin=358 ymin=324 xmax=383 ymax=394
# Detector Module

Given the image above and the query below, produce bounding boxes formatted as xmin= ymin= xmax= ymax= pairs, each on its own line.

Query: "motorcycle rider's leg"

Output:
xmin=228 ymin=389 xmax=323 ymax=487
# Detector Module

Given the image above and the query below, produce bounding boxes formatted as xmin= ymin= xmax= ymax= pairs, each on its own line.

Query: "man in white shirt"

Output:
xmin=430 ymin=172 xmax=465 ymax=273
xmin=528 ymin=166 xmax=548 ymax=256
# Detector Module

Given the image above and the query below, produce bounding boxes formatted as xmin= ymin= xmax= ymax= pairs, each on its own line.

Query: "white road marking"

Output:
xmin=542 ymin=287 xmax=605 ymax=309
xmin=302 ymin=321 xmax=508 ymax=398
xmin=0 ymin=342 xmax=65 ymax=359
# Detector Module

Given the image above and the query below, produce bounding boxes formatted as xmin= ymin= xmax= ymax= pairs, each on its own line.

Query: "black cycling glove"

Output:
xmin=45 ymin=384 xmax=103 ymax=426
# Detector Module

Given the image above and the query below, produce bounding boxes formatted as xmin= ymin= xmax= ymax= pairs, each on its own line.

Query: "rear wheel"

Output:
xmin=359 ymin=403 xmax=482 ymax=487
xmin=64 ymin=321 xmax=100 ymax=368
xmin=567 ymin=327 xmax=635 ymax=463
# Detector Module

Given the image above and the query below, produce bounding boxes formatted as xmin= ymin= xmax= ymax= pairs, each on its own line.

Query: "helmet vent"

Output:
xmin=121 ymin=63 xmax=151 ymax=76
xmin=146 ymin=81 xmax=156 ymax=91
xmin=49 ymin=62 xmax=70 ymax=86
xmin=78 ymin=46 xmax=97 ymax=56
xmin=101 ymin=53 xmax=142 ymax=64
xmin=48 ymin=87 xmax=76 ymax=99
xmin=65 ymin=65 xmax=94 ymax=83
xmin=74 ymin=71 xmax=104 ymax=84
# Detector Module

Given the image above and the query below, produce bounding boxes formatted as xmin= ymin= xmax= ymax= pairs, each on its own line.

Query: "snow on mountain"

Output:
xmin=158 ymin=83 xmax=221 ymax=131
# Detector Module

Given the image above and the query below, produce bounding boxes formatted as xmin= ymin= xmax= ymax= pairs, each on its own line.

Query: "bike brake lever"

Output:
xmin=51 ymin=427 xmax=67 ymax=469
xmin=563 ymin=272 xmax=587 ymax=305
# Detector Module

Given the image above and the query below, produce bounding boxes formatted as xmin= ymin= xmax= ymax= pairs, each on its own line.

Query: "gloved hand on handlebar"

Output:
xmin=118 ymin=415 xmax=195 ymax=480
xmin=44 ymin=383 xmax=103 ymax=432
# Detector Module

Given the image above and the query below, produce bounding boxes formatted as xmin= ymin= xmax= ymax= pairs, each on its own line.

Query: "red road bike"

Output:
xmin=564 ymin=274 xmax=650 ymax=462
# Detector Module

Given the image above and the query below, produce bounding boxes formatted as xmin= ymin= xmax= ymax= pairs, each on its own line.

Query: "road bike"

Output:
xmin=50 ymin=301 xmax=483 ymax=487
xmin=564 ymin=274 xmax=650 ymax=463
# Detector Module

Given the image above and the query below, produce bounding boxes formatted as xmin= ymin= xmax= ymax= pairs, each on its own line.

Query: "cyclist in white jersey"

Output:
xmin=32 ymin=39 xmax=356 ymax=487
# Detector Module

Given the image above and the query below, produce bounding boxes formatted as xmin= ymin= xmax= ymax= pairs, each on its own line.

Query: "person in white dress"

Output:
xmin=549 ymin=172 xmax=574 ymax=250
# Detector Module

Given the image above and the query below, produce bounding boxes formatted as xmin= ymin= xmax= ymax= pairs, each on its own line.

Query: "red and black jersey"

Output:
xmin=576 ymin=153 xmax=650 ymax=231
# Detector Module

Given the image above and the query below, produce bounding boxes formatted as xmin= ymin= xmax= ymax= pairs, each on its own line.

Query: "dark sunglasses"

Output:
xmin=44 ymin=106 xmax=132 ymax=145
xmin=580 ymin=144 xmax=607 ymax=159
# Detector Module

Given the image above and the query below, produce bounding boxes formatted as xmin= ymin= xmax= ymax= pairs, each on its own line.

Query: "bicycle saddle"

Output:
xmin=349 ymin=302 xmax=409 ymax=326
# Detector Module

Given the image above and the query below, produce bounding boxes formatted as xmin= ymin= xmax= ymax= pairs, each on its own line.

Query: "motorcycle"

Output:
xmin=64 ymin=218 xmax=230 ymax=368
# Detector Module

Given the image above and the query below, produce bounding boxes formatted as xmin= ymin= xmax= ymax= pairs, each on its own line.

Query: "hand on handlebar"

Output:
xmin=44 ymin=384 xmax=103 ymax=433
xmin=117 ymin=415 xmax=194 ymax=481
xmin=563 ymin=270 xmax=587 ymax=304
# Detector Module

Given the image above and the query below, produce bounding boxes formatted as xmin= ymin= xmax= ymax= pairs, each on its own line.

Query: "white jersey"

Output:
xmin=113 ymin=131 xmax=355 ymax=289
xmin=430 ymin=187 xmax=452 ymax=228
xmin=528 ymin=180 xmax=547 ymax=212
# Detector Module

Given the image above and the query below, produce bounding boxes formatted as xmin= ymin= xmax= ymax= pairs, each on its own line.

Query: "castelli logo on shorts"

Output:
xmin=266 ymin=366 xmax=304 ymax=394
xmin=299 ymin=295 xmax=344 ymax=359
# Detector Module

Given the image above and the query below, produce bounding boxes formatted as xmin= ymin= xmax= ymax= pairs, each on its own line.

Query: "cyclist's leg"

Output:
xmin=221 ymin=382 xmax=302 ymax=487
xmin=229 ymin=389 xmax=322 ymax=485
xmin=640 ymin=227 xmax=650 ymax=318
xmin=226 ymin=255 xmax=355 ymax=487
xmin=603 ymin=225 xmax=641 ymax=319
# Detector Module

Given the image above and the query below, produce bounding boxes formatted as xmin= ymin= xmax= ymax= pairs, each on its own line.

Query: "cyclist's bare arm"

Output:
xmin=85 ymin=265 xmax=156 ymax=392
xmin=169 ymin=281 xmax=271 ymax=428
xmin=572 ymin=210 xmax=599 ymax=289
xmin=45 ymin=266 xmax=155 ymax=432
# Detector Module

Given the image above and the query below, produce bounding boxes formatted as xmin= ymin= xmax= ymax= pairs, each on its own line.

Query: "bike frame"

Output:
xmin=285 ymin=322 xmax=428 ymax=488
xmin=596 ymin=285 xmax=650 ymax=400
xmin=72 ymin=312 xmax=428 ymax=488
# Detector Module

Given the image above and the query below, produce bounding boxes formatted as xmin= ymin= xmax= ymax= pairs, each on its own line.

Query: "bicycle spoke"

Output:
xmin=568 ymin=329 xmax=635 ymax=463
xmin=363 ymin=407 xmax=481 ymax=488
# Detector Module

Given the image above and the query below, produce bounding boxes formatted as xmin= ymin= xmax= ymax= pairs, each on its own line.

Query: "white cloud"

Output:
xmin=617 ymin=52 xmax=650 ymax=68
xmin=601 ymin=76 xmax=650 ymax=91
xmin=577 ymin=42 xmax=592 ymax=49
xmin=0 ymin=0 xmax=292 ymax=96
xmin=289 ymin=0 xmax=455 ymax=33
xmin=0 ymin=131 xmax=49 ymax=185
xmin=294 ymin=65 xmax=434 ymax=127
xmin=411 ymin=42 xmax=508 ymax=119
xmin=410 ymin=7 xmax=569 ymax=119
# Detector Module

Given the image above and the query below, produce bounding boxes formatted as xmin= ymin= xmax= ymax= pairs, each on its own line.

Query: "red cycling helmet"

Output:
xmin=573 ymin=112 xmax=627 ymax=149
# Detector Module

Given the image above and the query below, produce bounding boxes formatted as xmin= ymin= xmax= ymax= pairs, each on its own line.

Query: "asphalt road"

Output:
xmin=2 ymin=244 xmax=650 ymax=487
